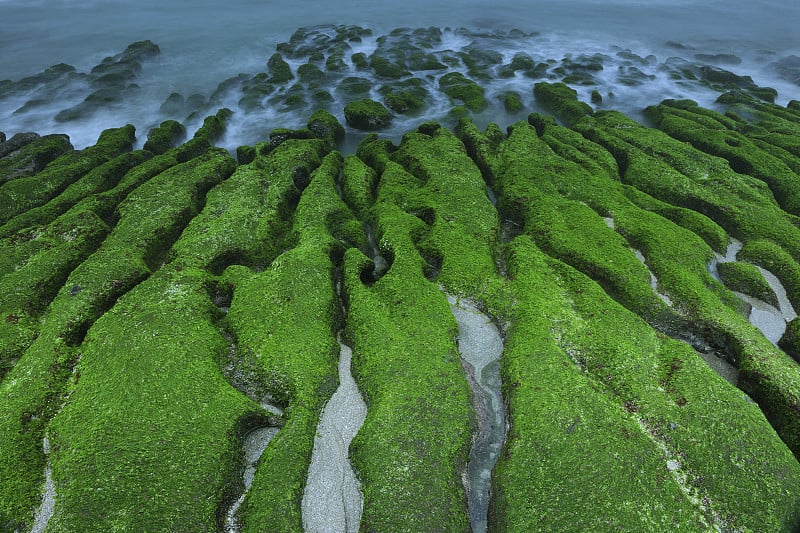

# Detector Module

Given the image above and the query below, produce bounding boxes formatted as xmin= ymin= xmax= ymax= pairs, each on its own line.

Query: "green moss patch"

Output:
xmin=438 ymin=72 xmax=487 ymax=112
xmin=344 ymin=99 xmax=392 ymax=131
xmin=718 ymin=261 xmax=778 ymax=307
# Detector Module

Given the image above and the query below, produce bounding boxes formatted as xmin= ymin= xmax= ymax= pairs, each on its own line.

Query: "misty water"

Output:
xmin=1 ymin=0 xmax=798 ymax=152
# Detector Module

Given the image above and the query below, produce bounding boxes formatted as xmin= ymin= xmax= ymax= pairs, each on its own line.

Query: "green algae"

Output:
xmin=0 ymin=148 xmax=236 ymax=530
xmin=717 ymin=261 xmax=779 ymax=307
xmin=379 ymin=79 xmax=428 ymax=115
xmin=343 ymin=243 xmax=472 ymax=532
xmin=646 ymin=99 xmax=800 ymax=216
xmin=2 ymin=85 xmax=800 ymax=533
xmin=341 ymin=154 xmax=377 ymax=220
xmin=494 ymin=236 xmax=800 ymax=530
xmin=499 ymin=91 xmax=523 ymax=114
xmin=0 ymin=150 xmax=152 ymax=239
xmin=781 ymin=318 xmax=800 ymax=361
xmin=439 ymin=72 xmax=487 ymax=112
xmin=737 ymin=240 xmax=800 ymax=311
xmin=533 ymin=82 xmax=593 ymax=125
xmin=0 ymin=134 xmax=73 ymax=184
xmin=458 ymin=114 xmax=800 ymax=458
xmin=344 ymin=99 xmax=392 ymax=130
xmin=230 ymin=150 xmax=362 ymax=531
xmin=143 ymin=119 xmax=186 ymax=154
xmin=0 ymin=125 xmax=135 ymax=225
xmin=267 ymin=53 xmax=294 ymax=84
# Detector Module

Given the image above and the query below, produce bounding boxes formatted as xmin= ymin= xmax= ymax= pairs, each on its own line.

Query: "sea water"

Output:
xmin=1 ymin=0 xmax=798 ymax=151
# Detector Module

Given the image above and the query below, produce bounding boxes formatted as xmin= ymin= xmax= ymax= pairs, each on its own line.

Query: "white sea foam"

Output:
xmin=1 ymin=2 xmax=797 ymax=152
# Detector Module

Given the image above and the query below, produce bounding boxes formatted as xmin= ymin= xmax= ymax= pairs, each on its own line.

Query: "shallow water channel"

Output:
xmin=708 ymin=240 xmax=797 ymax=346
xmin=30 ymin=437 xmax=55 ymax=533
xmin=224 ymin=403 xmax=282 ymax=533
xmin=447 ymin=295 xmax=505 ymax=533
xmin=301 ymin=341 xmax=367 ymax=533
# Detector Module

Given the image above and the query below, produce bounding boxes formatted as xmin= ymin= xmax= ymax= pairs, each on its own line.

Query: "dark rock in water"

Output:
xmin=695 ymin=53 xmax=742 ymax=65
xmin=617 ymin=65 xmax=656 ymax=86
xmin=616 ymin=50 xmax=657 ymax=65
xmin=591 ymin=90 xmax=603 ymax=104
xmin=369 ymin=54 xmax=411 ymax=79
xmin=771 ymin=55 xmax=800 ymax=86
xmin=238 ymin=73 xmax=275 ymax=111
xmin=457 ymin=45 xmax=503 ymax=80
xmin=211 ymin=73 xmax=249 ymax=102
xmin=0 ymin=132 xmax=5 ymax=143
xmin=337 ymin=76 xmax=372 ymax=96
xmin=267 ymin=53 xmax=294 ymax=84
xmin=311 ymin=90 xmax=334 ymax=103
xmin=6 ymin=63 xmax=78 ymax=95
xmin=297 ymin=63 xmax=325 ymax=84
xmin=698 ymin=65 xmax=755 ymax=88
xmin=159 ymin=92 xmax=185 ymax=115
xmin=351 ymin=52 xmax=369 ymax=70
xmin=379 ymin=78 xmax=428 ymax=114
xmin=406 ymin=50 xmax=447 ymax=71
xmin=278 ymin=90 xmax=307 ymax=111
xmin=498 ymin=52 xmax=536 ymax=78
xmin=555 ymin=53 xmax=608 ymax=85
xmin=665 ymin=40 xmax=695 ymax=50
xmin=344 ymin=99 xmax=392 ymax=130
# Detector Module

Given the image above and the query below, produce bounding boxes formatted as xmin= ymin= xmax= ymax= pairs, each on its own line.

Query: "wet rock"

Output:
xmin=771 ymin=55 xmax=800 ymax=86
xmin=369 ymin=54 xmax=410 ymax=79
xmin=779 ymin=317 xmax=800 ymax=361
xmin=143 ymin=120 xmax=186 ymax=154
xmin=267 ymin=53 xmax=294 ymax=84
xmin=439 ymin=72 xmax=487 ymax=112
xmin=0 ymin=132 xmax=40 ymax=159
xmin=297 ymin=63 xmax=325 ymax=84
xmin=344 ymin=99 xmax=392 ymax=130
xmin=159 ymin=92 xmax=185 ymax=115
xmin=695 ymin=53 xmax=742 ymax=65
xmin=533 ymin=81 xmax=593 ymax=125
xmin=337 ymin=76 xmax=372 ymax=96
xmin=379 ymin=79 xmax=428 ymax=114
xmin=617 ymin=65 xmax=656 ymax=86
xmin=499 ymin=91 xmax=523 ymax=113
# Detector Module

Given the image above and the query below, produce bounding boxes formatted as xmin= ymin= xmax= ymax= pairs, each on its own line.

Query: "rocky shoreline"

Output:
xmin=2 ymin=25 xmax=800 ymax=533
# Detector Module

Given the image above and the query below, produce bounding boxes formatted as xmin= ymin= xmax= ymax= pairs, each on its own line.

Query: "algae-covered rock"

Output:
xmin=143 ymin=120 xmax=185 ymax=154
xmin=779 ymin=317 xmax=800 ymax=361
xmin=0 ymin=133 xmax=72 ymax=183
xmin=336 ymin=76 xmax=372 ymax=96
xmin=267 ymin=53 xmax=294 ymax=84
xmin=533 ymin=81 xmax=593 ymax=125
xmin=499 ymin=91 xmax=523 ymax=113
xmin=438 ymin=72 xmax=487 ymax=112
xmin=718 ymin=261 xmax=779 ymax=307
xmin=344 ymin=99 xmax=392 ymax=130
xmin=379 ymin=78 xmax=428 ymax=114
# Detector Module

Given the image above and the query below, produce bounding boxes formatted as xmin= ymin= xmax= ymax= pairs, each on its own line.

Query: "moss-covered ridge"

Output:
xmin=2 ymin=81 xmax=800 ymax=532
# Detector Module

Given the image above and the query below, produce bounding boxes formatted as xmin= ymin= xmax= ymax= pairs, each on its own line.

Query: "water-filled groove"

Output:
xmin=447 ymin=295 xmax=505 ymax=533
xmin=301 ymin=339 xmax=367 ymax=533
